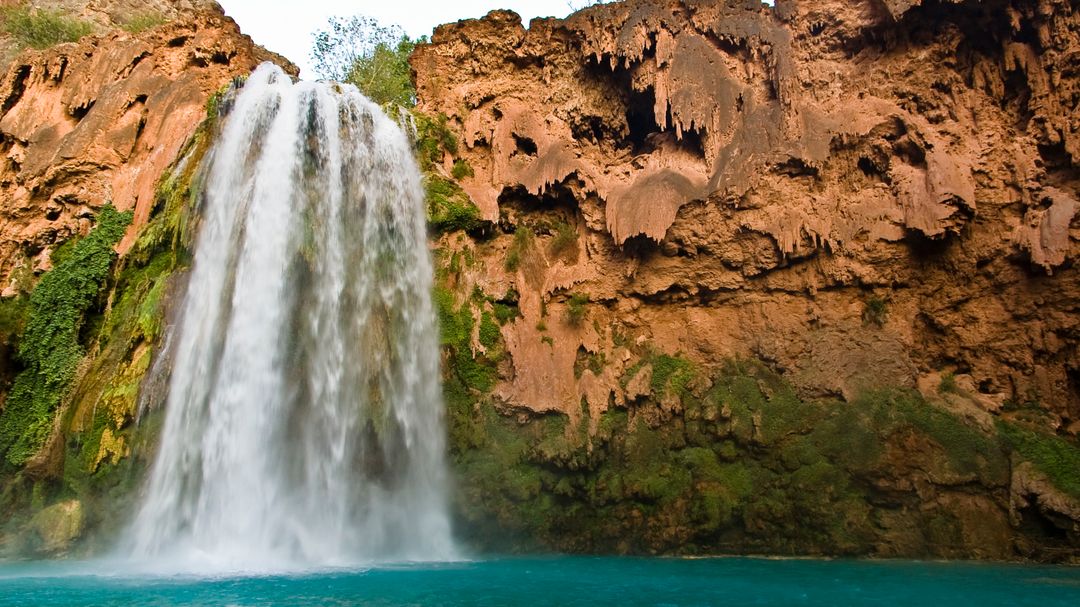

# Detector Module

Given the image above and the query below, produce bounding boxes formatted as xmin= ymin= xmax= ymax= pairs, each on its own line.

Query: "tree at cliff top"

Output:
xmin=310 ymin=16 xmax=419 ymax=107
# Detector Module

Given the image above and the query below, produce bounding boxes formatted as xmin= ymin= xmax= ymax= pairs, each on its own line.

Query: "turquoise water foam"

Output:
xmin=1 ymin=557 xmax=1078 ymax=606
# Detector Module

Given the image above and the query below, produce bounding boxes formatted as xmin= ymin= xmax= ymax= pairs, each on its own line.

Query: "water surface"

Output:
xmin=1 ymin=556 xmax=1078 ymax=606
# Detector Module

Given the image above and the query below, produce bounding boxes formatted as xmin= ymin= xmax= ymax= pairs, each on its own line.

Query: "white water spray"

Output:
xmin=127 ymin=63 xmax=453 ymax=571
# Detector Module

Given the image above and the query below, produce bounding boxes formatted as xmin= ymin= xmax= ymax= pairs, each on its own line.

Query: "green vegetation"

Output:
xmin=310 ymin=16 xmax=419 ymax=107
xmin=447 ymin=358 xmax=883 ymax=554
xmin=649 ymin=353 xmax=695 ymax=399
xmin=0 ymin=206 xmax=132 ymax=467
xmin=427 ymin=176 xmax=482 ymax=234
xmin=478 ymin=312 xmax=501 ymax=350
xmin=885 ymin=389 xmax=1009 ymax=480
xmin=505 ymin=227 xmax=534 ymax=272
xmin=549 ymin=220 xmax=578 ymax=259
xmin=0 ymin=89 xmax=218 ymax=553
xmin=565 ymin=292 xmax=589 ymax=326
xmin=0 ymin=4 xmax=95 ymax=50
xmin=414 ymin=113 xmax=458 ymax=171
xmin=0 ymin=295 xmax=29 ymax=346
xmin=938 ymin=372 xmax=959 ymax=395
xmin=119 ymin=12 xmax=165 ymax=34
xmin=492 ymin=302 xmax=520 ymax=325
xmin=574 ymin=348 xmax=606 ymax=379
xmin=347 ymin=36 xmax=417 ymax=106
xmin=862 ymin=295 xmax=888 ymax=327
xmin=57 ymin=109 xmax=211 ymax=488
xmin=451 ymin=159 xmax=474 ymax=181
xmin=999 ymin=423 xmax=1080 ymax=499
xmin=435 ymin=286 xmax=496 ymax=394
xmin=438 ymin=329 xmax=1071 ymax=556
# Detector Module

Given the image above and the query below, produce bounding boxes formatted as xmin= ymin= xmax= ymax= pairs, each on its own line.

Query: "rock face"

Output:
xmin=0 ymin=0 xmax=292 ymax=292
xmin=30 ymin=499 xmax=82 ymax=555
xmin=413 ymin=0 xmax=1080 ymax=559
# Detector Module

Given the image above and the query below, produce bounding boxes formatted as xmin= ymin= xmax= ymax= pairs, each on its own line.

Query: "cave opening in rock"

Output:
xmin=625 ymin=85 xmax=660 ymax=154
xmin=1037 ymin=140 xmax=1076 ymax=181
xmin=512 ymin=133 xmax=538 ymax=157
xmin=71 ymin=100 xmax=94 ymax=121
xmin=498 ymin=177 xmax=581 ymax=220
xmin=1016 ymin=504 xmax=1070 ymax=543
xmin=1067 ymin=366 xmax=1080 ymax=425
xmin=625 ymin=85 xmax=707 ymax=158
xmin=857 ymin=156 xmax=884 ymax=178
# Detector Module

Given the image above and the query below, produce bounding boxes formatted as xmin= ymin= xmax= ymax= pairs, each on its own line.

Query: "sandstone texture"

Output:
xmin=0 ymin=0 xmax=292 ymax=293
xmin=414 ymin=0 xmax=1080 ymax=559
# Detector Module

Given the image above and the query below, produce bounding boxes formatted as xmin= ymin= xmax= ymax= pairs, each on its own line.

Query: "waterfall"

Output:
xmin=126 ymin=63 xmax=454 ymax=571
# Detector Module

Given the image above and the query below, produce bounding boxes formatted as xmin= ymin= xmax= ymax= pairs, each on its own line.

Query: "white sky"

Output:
xmin=216 ymin=1 xmax=590 ymax=79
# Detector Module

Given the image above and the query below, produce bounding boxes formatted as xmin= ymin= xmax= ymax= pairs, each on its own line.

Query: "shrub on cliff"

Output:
xmin=310 ymin=16 xmax=419 ymax=107
xmin=414 ymin=113 xmax=458 ymax=171
xmin=566 ymin=293 xmax=589 ymax=326
xmin=0 ymin=5 xmax=94 ymax=50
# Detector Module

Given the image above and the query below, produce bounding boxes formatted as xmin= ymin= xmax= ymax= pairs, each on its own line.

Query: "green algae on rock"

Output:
xmin=0 ymin=87 xmax=221 ymax=557
xmin=0 ymin=206 xmax=132 ymax=468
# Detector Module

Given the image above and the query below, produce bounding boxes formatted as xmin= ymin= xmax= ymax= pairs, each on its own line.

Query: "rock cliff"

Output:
xmin=0 ymin=0 xmax=1078 ymax=562
xmin=0 ymin=0 xmax=291 ymax=292
xmin=412 ymin=0 xmax=1080 ymax=560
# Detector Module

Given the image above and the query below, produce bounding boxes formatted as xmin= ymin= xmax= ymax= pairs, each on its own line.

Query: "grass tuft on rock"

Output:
xmin=505 ymin=227 xmax=534 ymax=272
xmin=1 ymin=5 xmax=94 ymax=49
xmin=451 ymin=159 xmax=474 ymax=180
xmin=119 ymin=12 xmax=166 ymax=34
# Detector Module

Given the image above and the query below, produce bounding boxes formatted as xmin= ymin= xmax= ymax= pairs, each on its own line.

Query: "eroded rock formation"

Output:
xmin=0 ymin=0 xmax=292 ymax=293
xmin=413 ymin=0 xmax=1080 ymax=559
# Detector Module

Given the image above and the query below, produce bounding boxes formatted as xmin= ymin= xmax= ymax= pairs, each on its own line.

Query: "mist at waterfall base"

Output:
xmin=2 ymin=557 xmax=1080 ymax=606
xmin=122 ymin=62 xmax=453 ymax=573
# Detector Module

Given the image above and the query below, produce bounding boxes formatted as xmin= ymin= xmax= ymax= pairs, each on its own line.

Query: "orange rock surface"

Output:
xmin=0 ymin=0 xmax=293 ymax=292
xmin=413 ymin=0 xmax=1080 ymax=431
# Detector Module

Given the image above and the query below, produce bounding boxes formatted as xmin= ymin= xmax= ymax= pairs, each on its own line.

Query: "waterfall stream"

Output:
xmin=126 ymin=63 xmax=454 ymax=571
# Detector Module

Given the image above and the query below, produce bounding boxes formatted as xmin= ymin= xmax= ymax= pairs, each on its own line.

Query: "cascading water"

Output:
xmin=126 ymin=63 xmax=454 ymax=571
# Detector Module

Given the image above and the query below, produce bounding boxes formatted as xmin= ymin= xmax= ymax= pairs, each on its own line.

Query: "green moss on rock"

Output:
xmin=414 ymin=112 xmax=458 ymax=171
xmin=440 ymin=345 xmax=1030 ymax=557
xmin=427 ymin=176 xmax=482 ymax=234
xmin=1000 ymin=423 xmax=1080 ymax=499
xmin=0 ymin=206 xmax=132 ymax=467
xmin=478 ymin=311 xmax=501 ymax=351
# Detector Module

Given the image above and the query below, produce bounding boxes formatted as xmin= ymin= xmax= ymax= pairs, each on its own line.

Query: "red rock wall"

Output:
xmin=0 ymin=2 xmax=292 ymax=292
xmin=412 ymin=0 xmax=1080 ymax=432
